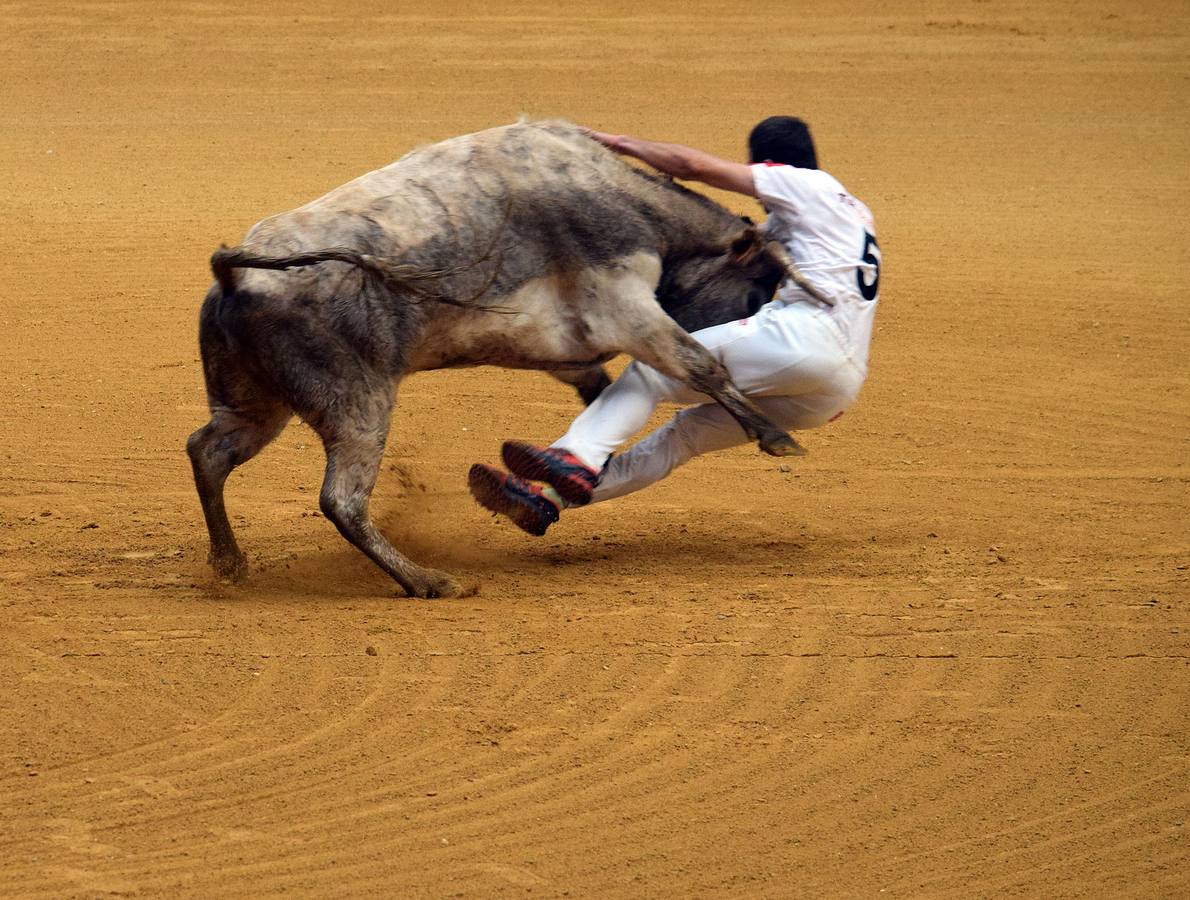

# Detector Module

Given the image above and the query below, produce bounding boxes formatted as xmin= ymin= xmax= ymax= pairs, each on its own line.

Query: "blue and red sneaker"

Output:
xmin=501 ymin=441 xmax=601 ymax=506
xmin=468 ymin=463 xmax=560 ymax=536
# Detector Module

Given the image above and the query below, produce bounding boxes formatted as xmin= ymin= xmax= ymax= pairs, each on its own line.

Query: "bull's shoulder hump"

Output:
xmin=384 ymin=119 xmax=613 ymax=179
xmin=292 ymin=121 xmax=621 ymax=213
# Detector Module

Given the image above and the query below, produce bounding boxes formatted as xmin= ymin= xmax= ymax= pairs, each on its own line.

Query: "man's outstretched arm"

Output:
xmin=587 ymin=130 xmax=757 ymax=198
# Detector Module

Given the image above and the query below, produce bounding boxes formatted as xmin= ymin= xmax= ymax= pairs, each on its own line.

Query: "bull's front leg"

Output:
xmin=661 ymin=328 xmax=806 ymax=457
xmin=613 ymin=283 xmax=804 ymax=458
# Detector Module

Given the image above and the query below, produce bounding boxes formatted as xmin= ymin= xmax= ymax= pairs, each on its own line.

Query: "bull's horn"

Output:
xmin=766 ymin=241 xmax=834 ymax=307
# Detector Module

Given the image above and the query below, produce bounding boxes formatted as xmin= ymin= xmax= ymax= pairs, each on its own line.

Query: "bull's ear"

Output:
xmin=727 ymin=226 xmax=763 ymax=265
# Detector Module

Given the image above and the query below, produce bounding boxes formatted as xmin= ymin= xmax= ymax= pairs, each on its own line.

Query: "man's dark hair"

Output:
xmin=748 ymin=116 xmax=818 ymax=169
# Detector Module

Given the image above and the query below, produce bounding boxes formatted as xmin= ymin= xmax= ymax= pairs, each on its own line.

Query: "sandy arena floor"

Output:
xmin=2 ymin=1 xmax=1187 ymax=896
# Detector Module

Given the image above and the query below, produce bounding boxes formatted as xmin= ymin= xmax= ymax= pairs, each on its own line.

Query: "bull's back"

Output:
xmin=245 ymin=121 xmax=634 ymax=259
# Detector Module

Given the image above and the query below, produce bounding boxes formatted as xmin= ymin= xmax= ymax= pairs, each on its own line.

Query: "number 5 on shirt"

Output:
xmin=858 ymin=232 xmax=881 ymax=301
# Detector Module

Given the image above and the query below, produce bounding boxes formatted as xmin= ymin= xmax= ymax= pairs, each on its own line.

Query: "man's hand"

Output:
xmin=583 ymin=129 xmax=627 ymax=153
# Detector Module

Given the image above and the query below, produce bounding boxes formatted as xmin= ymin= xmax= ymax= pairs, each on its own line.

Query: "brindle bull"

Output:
xmin=188 ymin=120 xmax=811 ymax=598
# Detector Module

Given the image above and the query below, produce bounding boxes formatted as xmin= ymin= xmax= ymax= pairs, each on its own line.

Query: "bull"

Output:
xmin=188 ymin=120 xmax=809 ymax=598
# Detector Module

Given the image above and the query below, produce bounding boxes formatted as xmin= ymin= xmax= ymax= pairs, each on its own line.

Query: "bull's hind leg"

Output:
xmin=310 ymin=389 xmax=460 ymax=599
xmin=187 ymin=406 xmax=289 ymax=579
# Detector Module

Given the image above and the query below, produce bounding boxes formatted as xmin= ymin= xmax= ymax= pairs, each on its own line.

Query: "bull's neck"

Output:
xmin=637 ymin=174 xmax=738 ymax=261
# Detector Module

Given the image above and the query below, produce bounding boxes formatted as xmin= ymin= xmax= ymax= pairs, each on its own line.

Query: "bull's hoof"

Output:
xmin=211 ymin=551 xmax=248 ymax=581
xmin=405 ymin=567 xmax=464 ymax=600
xmin=759 ymin=432 xmax=808 ymax=458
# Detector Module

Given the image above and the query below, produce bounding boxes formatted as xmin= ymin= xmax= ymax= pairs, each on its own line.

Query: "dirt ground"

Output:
xmin=1 ymin=1 xmax=1187 ymax=896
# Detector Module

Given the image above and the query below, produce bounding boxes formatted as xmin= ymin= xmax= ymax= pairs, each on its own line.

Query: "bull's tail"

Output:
xmin=209 ymin=243 xmax=509 ymax=311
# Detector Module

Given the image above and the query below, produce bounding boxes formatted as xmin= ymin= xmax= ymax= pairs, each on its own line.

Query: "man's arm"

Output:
xmin=587 ymin=130 xmax=757 ymax=198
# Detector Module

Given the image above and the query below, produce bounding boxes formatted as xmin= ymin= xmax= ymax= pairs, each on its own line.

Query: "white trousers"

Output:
xmin=551 ymin=300 xmax=868 ymax=503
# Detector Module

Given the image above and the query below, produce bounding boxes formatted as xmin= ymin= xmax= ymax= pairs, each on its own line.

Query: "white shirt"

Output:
xmin=751 ymin=163 xmax=880 ymax=368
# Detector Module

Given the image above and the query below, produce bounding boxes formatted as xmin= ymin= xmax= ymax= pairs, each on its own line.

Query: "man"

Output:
xmin=468 ymin=116 xmax=881 ymax=535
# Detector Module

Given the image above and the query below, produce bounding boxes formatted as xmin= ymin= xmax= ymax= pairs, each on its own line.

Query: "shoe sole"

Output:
xmin=502 ymin=441 xmax=596 ymax=506
xmin=468 ymin=464 xmax=557 ymax=537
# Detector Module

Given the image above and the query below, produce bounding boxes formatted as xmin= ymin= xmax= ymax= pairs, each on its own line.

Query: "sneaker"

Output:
xmin=501 ymin=441 xmax=600 ymax=506
xmin=468 ymin=464 xmax=560 ymax=536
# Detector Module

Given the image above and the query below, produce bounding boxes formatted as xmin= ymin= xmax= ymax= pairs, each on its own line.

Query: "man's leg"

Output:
xmin=548 ymin=315 xmax=771 ymax=471
xmin=494 ymin=359 xmax=703 ymax=508
xmin=548 ymin=303 xmax=856 ymax=474
xmin=548 ymin=359 xmax=705 ymax=470
xmin=591 ymin=392 xmax=846 ymax=503
xmin=473 ymin=307 xmax=859 ymax=531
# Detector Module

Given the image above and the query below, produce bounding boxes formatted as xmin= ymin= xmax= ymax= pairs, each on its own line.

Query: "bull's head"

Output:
xmin=657 ymin=225 xmax=790 ymax=332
